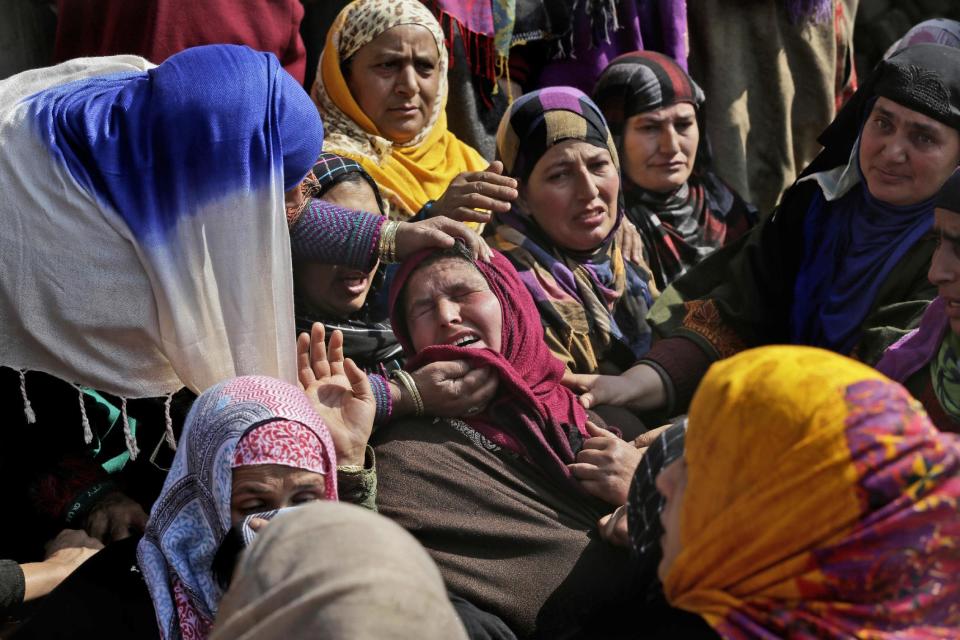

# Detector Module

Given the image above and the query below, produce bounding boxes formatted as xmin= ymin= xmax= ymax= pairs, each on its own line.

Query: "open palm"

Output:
xmin=298 ymin=323 xmax=375 ymax=467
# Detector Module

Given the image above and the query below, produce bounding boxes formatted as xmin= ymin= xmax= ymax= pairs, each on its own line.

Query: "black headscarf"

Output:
xmin=592 ymin=50 xmax=757 ymax=290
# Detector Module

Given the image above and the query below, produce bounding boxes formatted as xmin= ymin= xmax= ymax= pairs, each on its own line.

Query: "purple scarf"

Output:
xmin=876 ymin=297 xmax=949 ymax=382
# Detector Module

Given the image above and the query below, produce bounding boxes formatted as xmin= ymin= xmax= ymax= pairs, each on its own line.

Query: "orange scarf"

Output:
xmin=310 ymin=0 xmax=487 ymax=218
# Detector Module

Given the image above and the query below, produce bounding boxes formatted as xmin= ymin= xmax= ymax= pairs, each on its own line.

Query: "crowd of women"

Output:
xmin=0 ymin=2 xmax=959 ymax=639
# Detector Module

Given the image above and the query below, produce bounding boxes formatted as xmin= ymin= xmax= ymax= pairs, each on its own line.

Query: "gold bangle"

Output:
xmin=379 ymin=220 xmax=401 ymax=264
xmin=391 ymin=369 xmax=423 ymax=417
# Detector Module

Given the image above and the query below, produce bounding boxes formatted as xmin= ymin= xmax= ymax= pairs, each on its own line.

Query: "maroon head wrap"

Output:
xmin=388 ymin=247 xmax=590 ymax=489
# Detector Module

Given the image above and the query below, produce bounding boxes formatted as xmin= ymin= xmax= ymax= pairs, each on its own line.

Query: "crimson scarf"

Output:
xmin=388 ymin=248 xmax=590 ymax=489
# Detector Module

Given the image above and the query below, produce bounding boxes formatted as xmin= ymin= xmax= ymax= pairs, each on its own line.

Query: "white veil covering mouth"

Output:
xmin=0 ymin=45 xmax=324 ymax=454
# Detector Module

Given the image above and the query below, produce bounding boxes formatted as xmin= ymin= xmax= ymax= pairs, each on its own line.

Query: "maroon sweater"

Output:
xmin=54 ymin=0 xmax=307 ymax=82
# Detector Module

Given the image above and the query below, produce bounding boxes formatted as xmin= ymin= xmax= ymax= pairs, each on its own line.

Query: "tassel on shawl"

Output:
xmin=76 ymin=385 xmax=93 ymax=444
xmin=18 ymin=369 xmax=36 ymax=424
xmin=121 ymin=397 xmax=139 ymax=460
xmin=163 ymin=393 xmax=177 ymax=451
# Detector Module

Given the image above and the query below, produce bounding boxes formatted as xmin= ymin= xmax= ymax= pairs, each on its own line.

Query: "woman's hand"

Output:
xmin=413 ymin=360 xmax=499 ymax=417
xmin=394 ymin=216 xmax=492 ymax=262
xmin=430 ymin=161 xmax=518 ymax=224
xmin=85 ymin=491 xmax=148 ymax=544
xmin=564 ymin=363 xmax=667 ymax=412
xmin=22 ymin=529 xmax=104 ymax=601
xmin=616 ymin=218 xmax=646 ymax=266
xmin=598 ymin=505 xmax=630 ymax=547
xmin=569 ymin=422 xmax=642 ymax=506
xmin=298 ymin=323 xmax=376 ymax=467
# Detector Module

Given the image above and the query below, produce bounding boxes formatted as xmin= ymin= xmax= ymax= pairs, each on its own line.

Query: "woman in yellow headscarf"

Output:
xmin=614 ymin=346 xmax=960 ymax=638
xmin=311 ymin=0 xmax=517 ymax=224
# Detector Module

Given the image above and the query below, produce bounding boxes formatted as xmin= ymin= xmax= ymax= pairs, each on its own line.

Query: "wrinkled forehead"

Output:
xmin=404 ymin=256 xmax=490 ymax=305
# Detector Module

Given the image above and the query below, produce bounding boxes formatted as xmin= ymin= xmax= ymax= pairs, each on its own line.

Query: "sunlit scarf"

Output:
xmin=666 ymin=346 xmax=960 ymax=638
xmin=138 ymin=376 xmax=337 ymax=640
xmin=0 ymin=45 xmax=320 ymax=407
xmin=310 ymin=0 xmax=487 ymax=218
xmin=490 ymin=86 xmax=653 ymax=373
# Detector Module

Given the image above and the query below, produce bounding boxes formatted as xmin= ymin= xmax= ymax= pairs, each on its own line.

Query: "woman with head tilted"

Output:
xmin=486 ymin=87 xmax=656 ymax=379
xmin=575 ymin=44 xmax=960 ymax=420
xmin=311 ymin=0 xmax=518 ymax=225
xmin=592 ymin=51 xmax=757 ymax=290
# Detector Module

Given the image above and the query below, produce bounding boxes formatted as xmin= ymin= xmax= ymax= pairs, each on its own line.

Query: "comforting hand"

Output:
xmin=395 ymin=216 xmax=492 ymax=262
xmin=598 ymin=505 xmax=630 ymax=547
xmin=569 ymin=422 xmax=642 ymax=506
xmin=85 ymin=491 xmax=148 ymax=544
xmin=616 ymin=218 xmax=646 ymax=267
xmin=412 ymin=360 xmax=499 ymax=418
xmin=564 ymin=363 xmax=667 ymax=413
xmin=298 ymin=323 xmax=376 ymax=467
xmin=22 ymin=529 xmax=104 ymax=601
xmin=431 ymin=161 xmax=518 ymax=224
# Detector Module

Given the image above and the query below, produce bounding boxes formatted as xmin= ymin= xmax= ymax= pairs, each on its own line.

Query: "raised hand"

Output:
xmin=298 ymin=323 xmax=375 ymax=467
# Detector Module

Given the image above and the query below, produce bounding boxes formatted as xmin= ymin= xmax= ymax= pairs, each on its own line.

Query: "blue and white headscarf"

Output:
xmin=0 ymin=45 xmax=322 ymax=437
xmin=138 ymin=375 xmax=338 ymax=640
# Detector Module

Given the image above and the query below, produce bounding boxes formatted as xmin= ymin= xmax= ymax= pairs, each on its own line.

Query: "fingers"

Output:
xmin=248 ymin=517 xmax=269 ymax=532
xmin=344 ymin=358 xmax=373 ymax=400
xmin=328 ymin=329 xmax=345 ymax=377
xmin=579 ymin=392 xmax=595 ymax=409
xmin=633 ymin=424 xmax=670 ymax=449
xmin=448 ymin=206 xmax=494 ymax=223
xmin=297 ymin=331 xmax=316 ymax=388
xmin=568 ymin=462 xmax=601 ymax=480
xmin=562 ymin=371 xmax=597 ymax=393
xmin=422 ymin=359 xmax=471 ymax=380
xmin=584 ymin=421 xmax=616 ymax=439
xmin=467 ymin=163 xmax=517 ymax=188
xmin=431 ymin=219 xmax=491 ymax=262
xmin=310 ymin=322 xmax=330 ymax=380
xmin=86 ymin=511 xmax=107 ymax=544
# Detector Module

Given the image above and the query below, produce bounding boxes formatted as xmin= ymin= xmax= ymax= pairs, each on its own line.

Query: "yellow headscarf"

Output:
xmin=311 ymin=0 xmax=487 ymax=219
xmin=666 ymin=345 xmax=960 ymax=638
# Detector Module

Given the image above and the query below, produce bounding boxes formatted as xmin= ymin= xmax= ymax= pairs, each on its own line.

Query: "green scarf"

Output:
xmin=931 ymin=330 xmax=960 ymax=422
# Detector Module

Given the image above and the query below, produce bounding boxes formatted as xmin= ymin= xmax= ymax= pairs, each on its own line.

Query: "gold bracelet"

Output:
xmin=378 ymin=220 xmax=401 ymax=264
xmin=391 ymin=369 xmax=423 ymax=417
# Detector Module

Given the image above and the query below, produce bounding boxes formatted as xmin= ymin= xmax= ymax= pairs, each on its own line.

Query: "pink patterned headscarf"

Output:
xmin=233 ymin=419 xmax=330 ymax=477
xmin=138 ymin=376 xmax=338 ymax=640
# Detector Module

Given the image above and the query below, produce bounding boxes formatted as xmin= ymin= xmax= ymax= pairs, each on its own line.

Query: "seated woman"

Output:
xmin=292 ymin=152 xmax=499 ymax=426
xmin=877 ymin=170 xmax=960 ymax=433
xmin=591 ymin=51 xmax=757 ymax=290
xmin=335 ymin=244 xmax=644 ymax=638
xmin=310 ymin=0 xmax=518 ymax=224
xmin=609 ymin=346 xmax=960 ymax=638
xmin=485 ymin=87 xmax=656 ymax=384
xmin=573 ymin=43 xmax=960 ymax=419
xmin=13 ymin=375 xmax=341 ymax=639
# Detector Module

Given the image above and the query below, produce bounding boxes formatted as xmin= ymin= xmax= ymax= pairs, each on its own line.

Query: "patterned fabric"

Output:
xmin=885 ymin=18 xmax=960 ymax=59
xmin=232 ymin=420 xmax=328 ymax=475
xmin=0 ymin=45 xmax=322 ymax=400
xmin=427 ymin=0 xmax=516 ymax=85
xmin=138 ymin=376 xmax=337 ymax=640
xmin=489 ymin=86 xmax=654 ymax=374
xmin=663 ymin=346 xmax=960 ymax=638
xmin=307 ymin=152 xmax=386 ymax=216
xmin=290 ymin=199 xmax=384 ymax=273
xmin=388 ymin=248 xmax=591 ymax=492
xmin=310 ymin=0 xmax=487 ymax=218
xmin=592 ymin=50 xmax=757 ymax=289
xmin=625 ymin=417 xmax=686 ymax=600
xmin=932 ymin=331 xmax=960 ymax=424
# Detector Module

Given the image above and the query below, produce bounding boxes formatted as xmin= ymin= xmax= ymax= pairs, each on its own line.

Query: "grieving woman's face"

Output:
xmin=622 ymin=102 xmax=699 ymax=194
xmin=230 ymin=464 xmax=327 ymax=525
xmin=655 ymin=456 xmax=688 ymax=582
xmin=296 ymin=179 xmax=382 ymax=319
xmin=859 ymin=96 xmax=960 ymax=206
xmin=345 ymin=24 xmax=440 ymax=144
xmin=404 ymin=257 xmax=502 ymax=354
xmin=523 ymin=140 xmax=620 ymax=252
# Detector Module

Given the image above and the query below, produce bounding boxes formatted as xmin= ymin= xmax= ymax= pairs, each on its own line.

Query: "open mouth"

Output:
xmin=451 ymin=335 xmax=481 ymax=347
